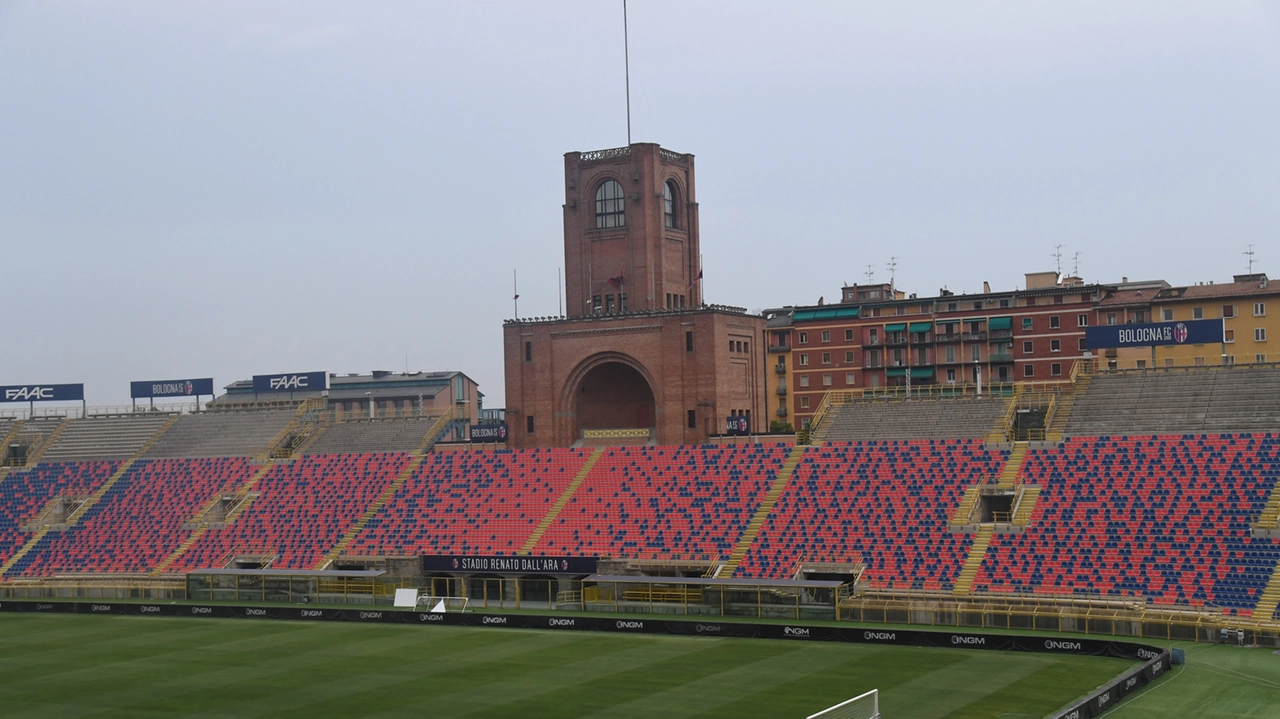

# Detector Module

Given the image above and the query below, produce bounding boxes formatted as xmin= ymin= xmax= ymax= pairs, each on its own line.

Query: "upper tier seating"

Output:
xmin=818 ymin=396 xmax=1009 ymax=442
xmin=170 ymin=453 xmax=411 ymax=570
xmin=350 ymin=448 xmax=592 ymax=556
xmin=144 ymin=410 xmax=295 ymax=458
xmin=303 ymin=419 xmax=432 ymax=455
xmin=736 ymin=439 xmax=1007 ymax=588
xmin=974 ymin=435 xmax=1280 ymax=612
xmin=1066 ymin=367 xmax=1280 ymax=436
xmin=533 ymin=445 xmax=789 ymax=561
xmin=11 ymin=458 xmax=258 ymax=576
xmin=39 ymin=414 xmax=174 ymax=462
xmin=0 ymin=461 xmax=120 ymax=568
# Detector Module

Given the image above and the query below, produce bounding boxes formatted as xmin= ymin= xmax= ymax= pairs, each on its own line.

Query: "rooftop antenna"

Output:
xmin=1072 ymin=251 xmax=1082 ymax=277
xmin=1053 ymin=244 xmax=1064 ymax=275
xmin=513 ymin=270 xmax=520 ymax=319
xmin=1245 ymin=244 xmax=1256 ymax=274
xmin=886 ymin=256 xmax=898 ymax=295
xmin=864 ymin=264 xmax=875 ymax=285
xmin=623 ymin=0 xmax=632 ymax=145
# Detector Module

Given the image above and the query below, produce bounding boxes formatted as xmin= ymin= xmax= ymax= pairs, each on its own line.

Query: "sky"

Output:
xmin=2 ymin=1 xmax=1278 ymax=408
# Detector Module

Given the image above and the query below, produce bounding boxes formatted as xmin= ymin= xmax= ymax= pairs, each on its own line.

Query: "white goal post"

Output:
xmin=807 ymin=689 xmax=879 ymax=719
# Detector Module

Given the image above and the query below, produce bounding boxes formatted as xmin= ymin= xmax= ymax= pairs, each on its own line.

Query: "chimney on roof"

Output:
xmin=1122 ymin=277 xmax=1128 ymax=283
xmin=982 ymin=281 xmax=991 ymax=294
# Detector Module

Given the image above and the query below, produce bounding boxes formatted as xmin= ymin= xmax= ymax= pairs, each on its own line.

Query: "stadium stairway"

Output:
xmin=952 ymin=526 xmax=993 ymax=594
xmin=951 ymin=442 xmax=1031 ymax=593
xmin=22 ymin=418 xmax=71 ymax=466
xmin=997 ymin=442 xmax=1028 ymax=488
xmin=1254 ymin=566 xmax=1280 ymax=621
xmin=519 ymin=448 xmax=603 ymax=554
xmin=151 ymin=461 xmax=275 ymax=574
xmin=1045 ymin=362 xmax=1092 ymax=437
xmin=721 ymin=445 xmax=806 ymax=577
xmin=316 ymin=451 xmax=436 ymax=568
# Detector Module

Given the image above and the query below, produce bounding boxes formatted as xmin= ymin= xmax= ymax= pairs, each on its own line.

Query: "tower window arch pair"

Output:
xmin=593 ymin=179 xmax=680 ymax=229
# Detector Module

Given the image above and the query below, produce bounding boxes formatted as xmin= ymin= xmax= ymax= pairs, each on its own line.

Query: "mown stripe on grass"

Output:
xmin=566 ymin=643 xmax=901 ymax=719
xmin=938 ymin=656 xmax=1130 ymax=719
xmin=699 ymin=644 xmax=970 ymax=719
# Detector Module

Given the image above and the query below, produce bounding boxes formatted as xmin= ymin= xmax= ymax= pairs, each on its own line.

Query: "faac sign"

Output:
xmin=252 ymin=372 xmax=327 ymax=394
xmin=130 ymin=378 xmax=214 ymax=399
xmin=469 ymin=423 xmax=508 ymax=442
xmin=1086 ymin=318 xmax=1223 ymax=349
xmin=0 ymin=384 xmax=84 ymax=403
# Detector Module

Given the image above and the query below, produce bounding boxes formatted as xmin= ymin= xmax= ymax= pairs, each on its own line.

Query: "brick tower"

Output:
xmin=503 ymin=143 xmax=764 ymax=448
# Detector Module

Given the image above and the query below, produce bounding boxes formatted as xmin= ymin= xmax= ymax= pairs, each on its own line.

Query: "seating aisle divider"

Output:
xmin=519 ymin=448 xmax=602 ymax=555
xmin=720 ymin=445 xmax=806 ymax=577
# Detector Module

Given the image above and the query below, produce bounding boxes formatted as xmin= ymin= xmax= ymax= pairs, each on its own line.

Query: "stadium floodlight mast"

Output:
xmin=807 ymin=688 xmax=880 ymax=719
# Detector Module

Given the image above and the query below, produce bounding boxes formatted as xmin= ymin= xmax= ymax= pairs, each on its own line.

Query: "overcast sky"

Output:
xmin=3 ymin=1 xmax=1278 ymax=408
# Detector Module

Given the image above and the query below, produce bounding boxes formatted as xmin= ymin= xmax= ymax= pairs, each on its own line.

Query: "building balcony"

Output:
xmin=990 ymin=329 xmax=1014 ymax=340
xmin=864 ymin=360 xmax=884 ymax=369
xmin=865 ymin=338 xmax=882 ymax=346
xmin=910 ymin=334 xmax=933 ymax=344
xmin=990 ymin=353 xmax=1014 ymax=363
xmin=962 ymin=332 xmax=988 ymax=342
xmin=774 ymin=364 xmax=787 ymax=374
xmin=768 ymin=344 xmax=790 ymax=353
xmin=776 ymin=387 xmax=788 ymax=396
xmin=935 ymin=333 xmax=961 ymax=344
xmin=885 ymin=337 xmax=909 ymax=347
xmin=775 ymin=406 xmax=788 ymax=418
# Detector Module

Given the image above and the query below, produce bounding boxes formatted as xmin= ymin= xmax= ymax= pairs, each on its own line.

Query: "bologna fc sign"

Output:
xmin=1085 ymin=319 xmax=1224 ymax=349
xmin=469 ymin=423 xmax=508 ymax=442
xmin=130 ymin=378 xmax=215 ymax=399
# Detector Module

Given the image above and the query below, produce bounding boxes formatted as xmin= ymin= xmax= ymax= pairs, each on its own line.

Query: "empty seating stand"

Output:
xmin=736 ymin=439 xmax=1007 ymax=589
xmin=303 ymin=419 xmax=432 ymax=455
xmin=0 ymin=461 xmax=120 ymax=567
xmin=351 ymin=448 xmax=592 ymax=556
xmin=38 ymin=414 xmax=174 ymax=462
xmin=144 ymin=410 xmax=295 ymax=458
xmin=171 ymin=453 xmax=411 ymax=570
xmin=819 ymin=397 xmax=1009 ymax=442
xmin=1066 ymin=366 xmax=1280 ymax=436
xmin=973 ymin=435 xmax=1280 ymax=613
xmin=533 ymin=445 xmax=788 ymax=561
xmin=12 ymin=458 xmax=259 ymax=576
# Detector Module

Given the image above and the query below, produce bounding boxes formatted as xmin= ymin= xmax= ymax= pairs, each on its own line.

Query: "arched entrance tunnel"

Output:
xmin=575 ymin=361 xmax=656 ymax=432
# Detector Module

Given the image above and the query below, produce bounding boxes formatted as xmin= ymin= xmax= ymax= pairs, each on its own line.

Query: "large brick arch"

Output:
xmin=559 ymin=352 xmax=660 ymax=438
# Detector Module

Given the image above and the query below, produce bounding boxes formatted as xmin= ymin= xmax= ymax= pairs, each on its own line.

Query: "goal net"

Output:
xmin=807 ymin=689 xmax=879 ymax=719
xmin=417 ymin=596 xmax=470 ymax=613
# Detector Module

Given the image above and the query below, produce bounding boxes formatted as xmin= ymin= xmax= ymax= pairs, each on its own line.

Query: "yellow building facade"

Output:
xmin=1153 ymin=274 xmax=1279 ymax=368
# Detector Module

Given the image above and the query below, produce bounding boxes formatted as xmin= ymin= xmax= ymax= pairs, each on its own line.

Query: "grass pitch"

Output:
xmin=0 ymin=614 xmax=1269 ymax=718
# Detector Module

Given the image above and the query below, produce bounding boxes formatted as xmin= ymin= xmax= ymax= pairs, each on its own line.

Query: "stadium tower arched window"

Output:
xmin=663 ymin=180 xmax=678 ymax=229
xmin=595 ymin=180 xmax=625 ymax=229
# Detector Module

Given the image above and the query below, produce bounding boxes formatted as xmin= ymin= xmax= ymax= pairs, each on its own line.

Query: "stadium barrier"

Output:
xmin=0 ymin=597 xmax=1165 ymax=660
xmin=7 ymin=574 xmax=1279 ymax=647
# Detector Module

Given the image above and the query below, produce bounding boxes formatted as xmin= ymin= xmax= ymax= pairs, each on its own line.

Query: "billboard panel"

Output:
xmin=130 ymin=378 xmax=215 ymax=399
xmin=726 ymin=416 xmax=750 ymax=436
xmin=0 ymin=384 xmax=85 ymax=403
xmin=421 ymin=555 xmax=598 ymax=574
xmin=251 ymin=372 xmax=327 ymax=393
xmin=1085 ymin=319 xmax=1224 ymax=349
xmin=469 ymin=423 xmax=508 ymax=442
